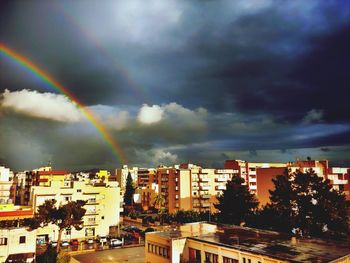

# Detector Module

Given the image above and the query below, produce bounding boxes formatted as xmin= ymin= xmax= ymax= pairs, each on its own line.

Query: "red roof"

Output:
xmin=0 ymin=209 xmax=33 ymax=219
xmin=38 ymin=178 xmax=48 ymax=182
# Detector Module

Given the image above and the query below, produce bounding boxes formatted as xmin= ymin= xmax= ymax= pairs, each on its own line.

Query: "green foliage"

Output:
xmin=36 ymin=246 xmax=57 ymax=263
xmin=265 ymin=169 xmax=350 ymax=238
xmin=124 ymin=172 xmax=135 ymax=206
xmin=214 ymin=175 xmax=259 ymax=225
xmin=56 ymin=251 xmax=71 ymax=263
xmin=32 ymin=199 xmax=87 ymax=252
xmin=153 ymin=194 xmax=165 ymax=210
xmin=172 ymin=210 xmax=201 ymax=223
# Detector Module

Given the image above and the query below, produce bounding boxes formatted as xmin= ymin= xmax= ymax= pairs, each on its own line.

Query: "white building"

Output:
xmin=0 ymin=227 xmax=36 ymax=263
xmin=30 ymin=179 xmax=120 ymax=242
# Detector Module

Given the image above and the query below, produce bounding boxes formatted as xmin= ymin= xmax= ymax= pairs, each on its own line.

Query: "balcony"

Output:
xmin=199 ymin=176 xmax=210 ymax=182
xmin=192 ymin=186 xmax=199 ymax=190
xmin=215 ymin=185 xmax=226 ymax=190
xmin=200 ymin=194 xmax=210 ymax=199
xmin=86 ymin=199 xmax=99 ymax=205
xmin=85 ymin=209 xmax=100 ymax=215
xmin=200 ymin=202 xmax=210 ymax=207
xmin=192 ymin=178 xmax=199 ymax=182
xmin=249 ymin=185 xmax=257 ymax=190
xmin=248 ymin=170 xmax=257 ymax=176
xmin=332 ymin=179 xmax=348 ymax=185
xmin=200 ymin=186 xmax=210 ymax=191
xmin=215 ymin=177 xmax=227 ymax=182
xmin=249 ymin=177 xmax=257 ymax=183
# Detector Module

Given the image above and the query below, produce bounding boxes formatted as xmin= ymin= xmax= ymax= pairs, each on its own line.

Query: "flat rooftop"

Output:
xmin=150 ymin=222 xmax=350 ymax=262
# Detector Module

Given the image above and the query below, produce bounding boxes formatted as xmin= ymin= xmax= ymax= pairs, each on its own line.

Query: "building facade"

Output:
xmin=145 ymin=222 xmax=350 ymax=263
xmin=30 ymin=179 xmax=120 ymax=242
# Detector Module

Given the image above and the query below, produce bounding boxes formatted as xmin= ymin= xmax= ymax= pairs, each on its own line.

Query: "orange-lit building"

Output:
xmin=145 ymin=222 xmax=350 ymax=263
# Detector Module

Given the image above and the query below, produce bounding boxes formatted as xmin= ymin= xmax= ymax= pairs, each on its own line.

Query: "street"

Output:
xmin=72 ymin=246 xmax=145 ymax=263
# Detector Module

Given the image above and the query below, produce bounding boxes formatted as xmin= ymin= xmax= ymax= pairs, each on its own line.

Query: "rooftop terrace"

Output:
xmin=151 ymin=222 xmax=350 ymax=262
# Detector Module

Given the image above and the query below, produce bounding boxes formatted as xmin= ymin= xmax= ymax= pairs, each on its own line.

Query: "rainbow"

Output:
xmin=0 ymin=43 xmax=128 ymax=165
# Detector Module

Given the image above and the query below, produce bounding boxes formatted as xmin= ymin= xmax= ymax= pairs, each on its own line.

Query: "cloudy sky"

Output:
xmin=1 ymin=0 xmax=350 ymax=171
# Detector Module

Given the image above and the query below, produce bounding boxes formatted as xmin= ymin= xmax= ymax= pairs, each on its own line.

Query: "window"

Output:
xmin=223 ymin=257 xmax=238 ymax=263
xmin=148 ymin=242 xmax=170 ymax=259
xmin=77 ymin=189 xmax=82 ymax=192
xmin=66 ymin=228 xmax=71 ymax=235
xmin=0 ymin=238 xmax=7 ymax=246
xmin=101 ymin=216 xmax=104 ymax=220
xmin=189 ymin=248 xmax=201 ymax=263
xmin=205 ymin=252 xmax=218 ymax=263
xmin=243 ymin=258 xmax=246 ymax=263
xmin=19 ymin=236 xmax=26 ymax=244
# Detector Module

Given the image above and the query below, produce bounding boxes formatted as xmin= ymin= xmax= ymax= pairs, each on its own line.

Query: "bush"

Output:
xmin=36 ymin=246 xmax=57 ymax=263
xmin=56 ymin=251 xmax=71 ymax=263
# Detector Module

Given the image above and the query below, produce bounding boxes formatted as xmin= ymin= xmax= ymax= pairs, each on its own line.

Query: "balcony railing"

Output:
xmin=215 ymin=185 xmax=226 ymax=190
xmin=199 ymin=176 xmax=210 ymax=182
xmin=200 ymin=194 xmax=210 ymax=199
xmin=199 ymin=186 xmax=210 ymax=191
xmin=200 ymin=202 xmax=210 ymax=207
xmin=332 ymin=179 xmax=348 ymax=185
xmin=215 ymin=178 xmax=227 ymax=182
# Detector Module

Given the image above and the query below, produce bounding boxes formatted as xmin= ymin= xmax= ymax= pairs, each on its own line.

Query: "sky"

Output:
xmin=1 ymin=0 xmax=350 ymax=171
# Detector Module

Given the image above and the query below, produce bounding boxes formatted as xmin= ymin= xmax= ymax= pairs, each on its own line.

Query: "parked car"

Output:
xmin=61 ymin=241 xmax=70 ymax=247
xmin=85 ymin=238 xmax=94 ymax=244
xmin=123 ymin=226 xmax=142 ymax=233
xmin=70 ymin=239 xmax=79 ymax=246
xmin=50 ymin=241 xmax=58 ymax=247
xmin=109 ymin=238 xmax=123 ymax=248
xmin=97 ymin=236 xmax=108 ymax=243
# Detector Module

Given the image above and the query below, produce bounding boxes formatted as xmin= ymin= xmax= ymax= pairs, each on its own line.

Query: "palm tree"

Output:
xmin=153 ymin=194 xmax=166 ymax=225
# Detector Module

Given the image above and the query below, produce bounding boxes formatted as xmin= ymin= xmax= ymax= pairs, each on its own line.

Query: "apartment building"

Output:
xmin=145 ymin=222 xmax=350 ymax=263
xmin=14 ymin=168 xmax=70 ymax=205
xmin=287 ymin=160 xmax=350 ymax=200
xmin=0 ymin=204 xmax=35 ymax=263
xmin=0 ymin=166 xmax=16 ymax=205
xmin=30 ymin=178 xmax=120 ymax=242
xmin=115 ymin=165 xmax=138 ymax=191
xmin=0 ymin=227 xmax=36 ymax=263
xmin=135 ymin=159 xmax=350 ymax=214
xmin=328 ymin=167 xmax=350 ymax=200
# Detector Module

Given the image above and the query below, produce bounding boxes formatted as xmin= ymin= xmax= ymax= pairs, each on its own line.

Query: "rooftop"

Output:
xmin=150 ymin=222 xmax=350 ymax=262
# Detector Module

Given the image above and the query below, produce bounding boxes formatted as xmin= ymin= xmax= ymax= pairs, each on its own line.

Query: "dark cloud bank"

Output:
xmin=1 ymin=0 xmax=350 ymax=171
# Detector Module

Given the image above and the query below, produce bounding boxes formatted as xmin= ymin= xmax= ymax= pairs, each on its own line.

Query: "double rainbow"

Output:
xmin=0 ymin=43 xmax=127 ymax=165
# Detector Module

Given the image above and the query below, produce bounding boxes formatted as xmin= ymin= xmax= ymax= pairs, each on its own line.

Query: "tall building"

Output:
xmin=0 ymin=166 xmax=16 ymax=205
xmin=30 ymin=178 xmax=120 ymax=242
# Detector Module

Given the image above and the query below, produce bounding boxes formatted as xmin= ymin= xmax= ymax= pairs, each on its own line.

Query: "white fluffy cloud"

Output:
xmin=137 ymin=104 xmax=164 ymax=124
xmin=137 ymin=102 xmax=207 ymax=128
xmin=303 ymin=109 xmax=323 ymax=124
xmin=1 ymin=89 xmax=83 ymax=122
xmin=135 ymin=148 xmax=178 ymax=166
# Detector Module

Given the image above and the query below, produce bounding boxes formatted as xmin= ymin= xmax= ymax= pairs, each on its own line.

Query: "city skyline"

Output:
xmin=1 ymin=1 xmax=350 ymax=171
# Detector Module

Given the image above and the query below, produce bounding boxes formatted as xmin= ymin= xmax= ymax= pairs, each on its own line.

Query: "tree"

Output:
xmin=267 ymin=169 xmax=350 ymax=238
xmin=153 ymin=193 xmax=165 ymax=210
xmin=32 ymin=199 xmax=86 ymax=252
xmin=214 ymin=175 xmax=259 ymax=225
xmin=172 ymin=210 xmax=202 ymax=224
xmin=124 ymin=172 xmax=135 ymax=206
xmin=153 ymin=194 xmax=167 ymax=225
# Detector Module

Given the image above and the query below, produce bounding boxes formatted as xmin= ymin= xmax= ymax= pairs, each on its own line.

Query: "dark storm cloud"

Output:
xmin=1 ymin=0 xmax=350 ymax=170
